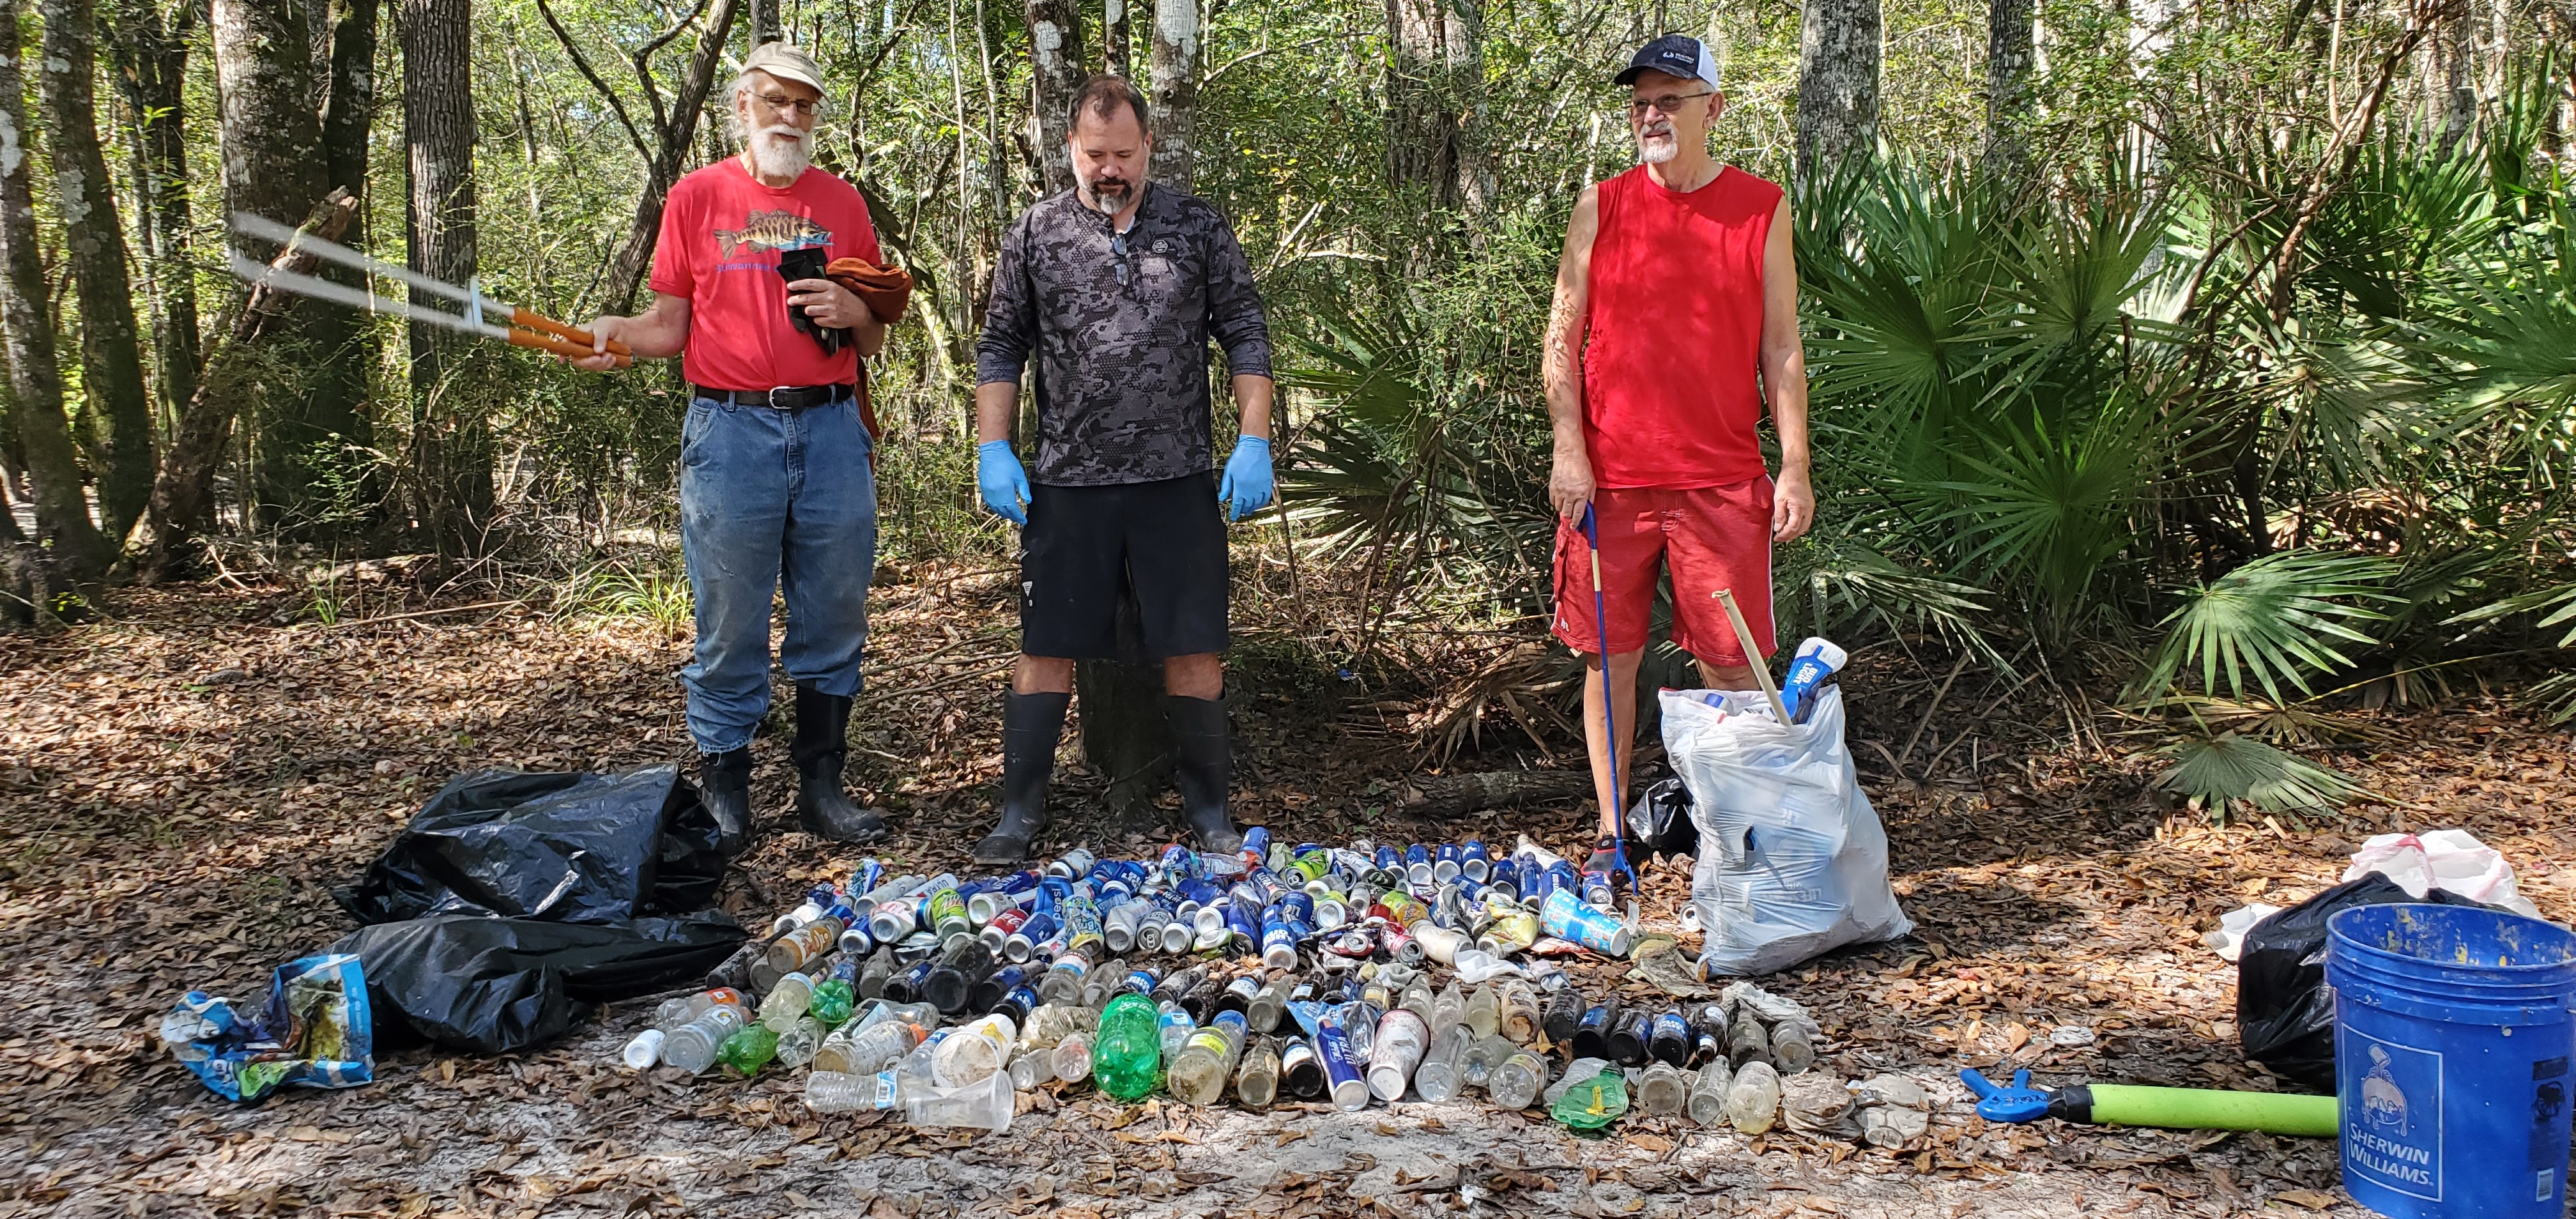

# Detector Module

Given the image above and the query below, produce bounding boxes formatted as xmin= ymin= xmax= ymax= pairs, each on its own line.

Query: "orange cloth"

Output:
xmin=820 ymin=256 xmax=912 ymax=458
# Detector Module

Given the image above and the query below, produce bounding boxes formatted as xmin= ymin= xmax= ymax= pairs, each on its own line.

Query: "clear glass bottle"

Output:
xmin=1771 ymin=1022 xmax=1817 ymax=1075
xmin=1051 ymin=1030 xmax=1094 ymax=1084
xmin=1234 ymin=1035 xmax=1282 ymax=1109
xmin=1688 ymin=1060 xmax=1733 ymax=1126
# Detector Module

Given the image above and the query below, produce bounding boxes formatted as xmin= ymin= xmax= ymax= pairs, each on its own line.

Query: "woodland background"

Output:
xmin=0 ymin=0 xmax=2571 ymax=811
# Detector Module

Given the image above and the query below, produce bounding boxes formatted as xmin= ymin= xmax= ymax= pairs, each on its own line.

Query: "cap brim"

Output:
xmin=1613 ymin=65 xmax=1649 ymax=85
xmin=747 ymin=64 xmax=827 ymax=95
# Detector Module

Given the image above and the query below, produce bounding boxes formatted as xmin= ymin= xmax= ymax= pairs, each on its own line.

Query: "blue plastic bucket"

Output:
xmin=2326 ymin=903 xmax=2576 ymax=1219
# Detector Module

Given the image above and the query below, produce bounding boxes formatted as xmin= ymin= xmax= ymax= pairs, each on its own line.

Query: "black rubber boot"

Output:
xmin=1167 ymin=693 xmax=1245 ymax=854
xmin=792 ymin=682 xmax=887 ymax=843
xmin=975 ymin=691 xmax=1070 ymax=864
xmin=698 ymin=747 xmax=755 ymax=856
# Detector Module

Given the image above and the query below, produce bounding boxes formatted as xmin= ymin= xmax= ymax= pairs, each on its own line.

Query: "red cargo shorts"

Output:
xmin=1551 ymin=478 xmax=1775 ymax=665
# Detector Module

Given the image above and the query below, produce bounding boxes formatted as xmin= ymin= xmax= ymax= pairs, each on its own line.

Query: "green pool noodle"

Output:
xmin=2050 ymin=1084 xmax=2339 ymax=1137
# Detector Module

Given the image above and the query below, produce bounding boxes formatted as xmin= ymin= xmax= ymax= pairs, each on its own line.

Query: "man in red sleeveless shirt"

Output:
xmin=1544 ymin=35 xmax=1814 ymax=873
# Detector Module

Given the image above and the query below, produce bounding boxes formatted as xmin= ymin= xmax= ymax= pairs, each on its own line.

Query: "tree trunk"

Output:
xmin=2435 ymin=7 xmax=2476 ymax=154
xmin=0 ymin=0 xmax=110 ymax=586
xmin=403 ymin=0 xmax=488 ymax=556
xmin=1146 ymin=0 xmax=1197 ymax=190
xmin=106 ymin=0 xmax=199 ymax=435
xmin=602 ymin=0 xmax=741 ymax=312
xmin=1076 ymin=592 xmax=1176 ymax=829
xmin=747 ymin=0 xmax=778 ymax=45
xmin=1024 ymin=0 xmax=1086 ymax=196
xmin=1102 ymin=0 xmax=1127 ymax=76
xmin=322 ymin=0 xmax=378 ymax=204
xmin=1982 ymin=0 xmax=2034 ymax=185
xmin=1386 ymin=0 xmax=1457 ymax=210
xmin=211 ymin=0 xmax=370 ymax=527
xmin=37 ymin=0 xmax=155 ymax=544
xmin=1793 ymin=0 xmax=1881 ymax=187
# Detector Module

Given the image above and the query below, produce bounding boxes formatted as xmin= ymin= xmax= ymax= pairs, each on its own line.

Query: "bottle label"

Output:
xmin=871 ymin=1070 xmax=900 ymax=1109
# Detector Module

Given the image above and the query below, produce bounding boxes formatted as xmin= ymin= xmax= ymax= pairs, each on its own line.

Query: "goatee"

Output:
xmin=1637 ymin=127 xmax=1679 ymax=165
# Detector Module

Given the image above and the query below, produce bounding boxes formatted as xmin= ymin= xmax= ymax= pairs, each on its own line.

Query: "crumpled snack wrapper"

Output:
xmin=163 ymin=953 xmax=374 ymax=1103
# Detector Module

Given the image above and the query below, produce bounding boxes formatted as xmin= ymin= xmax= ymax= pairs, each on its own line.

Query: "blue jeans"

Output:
xmin=678 ymin=395 xmax=877 ymax=753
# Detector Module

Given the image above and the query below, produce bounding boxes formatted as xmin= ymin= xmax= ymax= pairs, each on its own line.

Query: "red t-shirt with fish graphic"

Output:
xmin=650 ymin=158 xmax=882 ymax=391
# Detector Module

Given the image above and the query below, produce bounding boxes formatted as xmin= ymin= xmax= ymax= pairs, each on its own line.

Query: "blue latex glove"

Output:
xmin=1218 ymin=436 xmax=1273 ymax=521
xmin=977 ymin=440 xmax=1030 ymax=525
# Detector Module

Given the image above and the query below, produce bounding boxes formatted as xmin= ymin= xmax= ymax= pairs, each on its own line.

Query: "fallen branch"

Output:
xmin=1399 ymin=770 xmax=1593 ymax=819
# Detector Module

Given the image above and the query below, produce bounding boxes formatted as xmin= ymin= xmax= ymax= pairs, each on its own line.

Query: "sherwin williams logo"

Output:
xmin=2346 ymin=1034 xmax=2444 ymax=1201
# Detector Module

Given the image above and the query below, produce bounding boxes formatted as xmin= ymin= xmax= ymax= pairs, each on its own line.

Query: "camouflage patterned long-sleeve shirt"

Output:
xmin=974 ymin=184 xmax=1273 ymax=487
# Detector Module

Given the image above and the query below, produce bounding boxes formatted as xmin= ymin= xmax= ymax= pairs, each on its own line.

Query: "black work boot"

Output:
xmin=1166 ymin=693 xmax=1245 ymax=854
xmin=699 ymin=747 xmax=755 ymax=856
xmin=975 ymin=691 xmax=1070 ymax=864
xmin=792 ymin=682 xmax=887 ymax=843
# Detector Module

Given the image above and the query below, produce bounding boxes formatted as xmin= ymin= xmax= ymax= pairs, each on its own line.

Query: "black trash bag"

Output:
xmin=336 ymin=765 xmax=725 ymax=926
xmin=333 ymin=910 xmax=748 ymax=1054
xmin=1625 ymin=776 xmax=1699 ymax=859
xmin=2237 ymin=873 xmax=2501 ymax=1089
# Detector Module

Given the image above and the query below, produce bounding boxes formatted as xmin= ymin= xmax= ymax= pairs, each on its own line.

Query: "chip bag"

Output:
xmin=162 ymin=953 xmax=374 ymax=1103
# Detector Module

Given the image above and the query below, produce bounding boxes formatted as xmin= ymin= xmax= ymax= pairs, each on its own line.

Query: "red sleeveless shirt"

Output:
xmin=1579 ymin=164 xmax=1782 ymax=489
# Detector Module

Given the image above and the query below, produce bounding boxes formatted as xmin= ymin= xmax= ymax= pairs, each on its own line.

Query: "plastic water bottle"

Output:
xmin=662 ymin=1001 xmax=751 ymax=1075
xmin=1489 ymin=1048 xmax=1548 ymax=1110
xmin=620 ymin=1027 xmax=665 ymax=1070
xmin=1430 ymin=983 xmax=1466 ymax=1034
xmin=1051 ymin=1031 xmax=1094 ymax=1084
xmin=1158 ymin=1002 xmax=1196 ymax=1064
xmin=1462 ymin=985 xmax=1500 ymax=1039
xmin=1092 ymin=993 xmax=1163 ymax=1102
xmin=806 ymin=1070 xmax=878 ymax=1114
xmin=776 ymin=1016 xmax=825 ymax=1069
xmin=1726 ymin=1059 xmax=1781 ymax=1133
xmin=1687 ymin=1060 xmax=1733 ymax=1126
xmin=1777 ymin=637 xmax=1846 ymax=723
xmin=760 ymin=973 xmax=818 ymax=1031
xmin=1503 ymin=983 xmax=1544 ymax=1045
xmin=1411 ymin=1022 xmax=1470 ymax=1102
xmin=822 ymin=1017 xmax=923 ymax=1076
xmin=1008 ymin=1046 xmax=1054 ymax=1090
xmin=1636 ymin=1061 xmax=1688 ymax=1116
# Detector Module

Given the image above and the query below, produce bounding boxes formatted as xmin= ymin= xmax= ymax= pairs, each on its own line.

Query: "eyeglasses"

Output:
xmin=755 ymin=93 xmax=823 ymax=116
xmin=1110 ymin=232 xmax=1131 ymax=287
xmin=1628 ymin=90 xmax=1713 ymax=117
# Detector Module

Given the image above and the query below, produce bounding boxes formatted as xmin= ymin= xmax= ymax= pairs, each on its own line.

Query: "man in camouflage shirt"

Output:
xmin=970 ymin=74 xmax=1275 ymax=863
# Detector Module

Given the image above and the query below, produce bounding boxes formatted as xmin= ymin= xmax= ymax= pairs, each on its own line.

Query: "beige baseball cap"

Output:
xmin=743 ymin=42 xmax=825 ymax=95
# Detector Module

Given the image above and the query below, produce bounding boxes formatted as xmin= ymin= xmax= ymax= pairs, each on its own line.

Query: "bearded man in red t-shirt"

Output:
xmin=1544 ymin=35 xmax=1815 ymax=875
xmin=573 ymin=43 xmax=890 ymax=853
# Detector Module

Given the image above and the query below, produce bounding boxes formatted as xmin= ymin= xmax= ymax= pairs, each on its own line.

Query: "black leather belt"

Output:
xmin=691 ymin=383 xmax=855 ymax=410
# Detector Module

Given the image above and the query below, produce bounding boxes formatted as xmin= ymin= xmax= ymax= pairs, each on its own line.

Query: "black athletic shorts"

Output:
xmin=1020 ymin=472 xmax=1230 ymax=660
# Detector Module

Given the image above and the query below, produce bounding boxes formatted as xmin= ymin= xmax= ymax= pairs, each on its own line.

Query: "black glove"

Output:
xmin=776 ymin=247 xmax=848 ymax=356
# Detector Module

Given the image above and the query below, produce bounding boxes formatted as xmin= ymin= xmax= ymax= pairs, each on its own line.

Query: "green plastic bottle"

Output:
xmin=717 ymin=1023 xmax=780 ymax=1077
xmin=1092 ymin=992 xmax=1163 ymax=1101
xmin=809 ymin=978 xmax=857 ymax=1027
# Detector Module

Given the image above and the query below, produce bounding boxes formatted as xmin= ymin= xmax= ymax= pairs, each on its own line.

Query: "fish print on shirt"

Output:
xmin=716 ymin=210 xmax=832 ymax=258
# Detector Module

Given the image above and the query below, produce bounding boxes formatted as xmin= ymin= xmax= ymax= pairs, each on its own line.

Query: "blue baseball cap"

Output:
xmin=1616 ymin=34 xmax=1720 ymax=90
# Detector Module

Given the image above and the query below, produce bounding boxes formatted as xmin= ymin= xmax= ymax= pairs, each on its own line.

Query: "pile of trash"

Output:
xmin=620 ymin=831 xmax=1888 ymax=1137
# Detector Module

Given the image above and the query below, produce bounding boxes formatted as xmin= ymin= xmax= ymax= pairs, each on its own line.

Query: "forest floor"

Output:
xmin=4 ymin=562 xmax=2573 ymax=1218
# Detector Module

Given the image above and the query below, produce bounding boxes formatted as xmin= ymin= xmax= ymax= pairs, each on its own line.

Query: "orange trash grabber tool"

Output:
xmin=228 ymin=212 xmax=631 ymax=367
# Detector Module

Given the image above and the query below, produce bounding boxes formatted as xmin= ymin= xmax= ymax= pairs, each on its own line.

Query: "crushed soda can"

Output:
xmin=162 ymin=953 xmax=374 ymax=1103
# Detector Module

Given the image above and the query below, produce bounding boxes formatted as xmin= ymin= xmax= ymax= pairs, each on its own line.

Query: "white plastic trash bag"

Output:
xmin=1662 ymin=685 xmax=1913 ymax=976
xmin=2342 ymin=829 xmax=2543 ymax=920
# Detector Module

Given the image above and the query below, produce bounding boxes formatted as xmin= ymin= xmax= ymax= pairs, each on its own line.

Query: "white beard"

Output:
xmin=749 ymin=125 xmax=812 ymax=180
xmin=1637 ymin=128 xmax=1680 ymax=165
